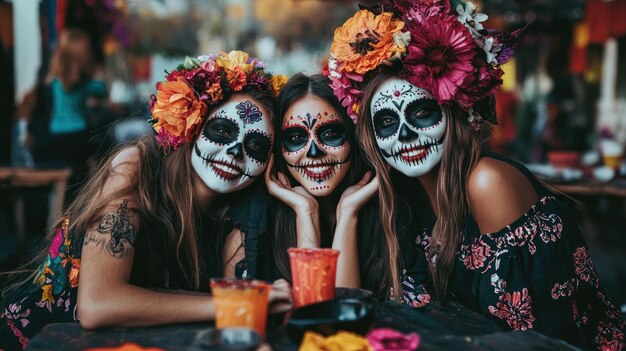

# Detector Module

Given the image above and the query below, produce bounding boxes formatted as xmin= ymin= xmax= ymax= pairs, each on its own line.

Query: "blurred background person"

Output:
xmin=17 ymin=28 xmax=107 ymax=205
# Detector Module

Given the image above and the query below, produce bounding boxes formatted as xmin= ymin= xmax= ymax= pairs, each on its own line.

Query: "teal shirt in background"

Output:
xmin=49 ymin=78 xmax=107 ymax=134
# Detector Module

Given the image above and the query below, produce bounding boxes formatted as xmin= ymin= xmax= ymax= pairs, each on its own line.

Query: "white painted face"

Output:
xmin=191 ymin=96 xmax=273 ymax=193
xmin=282 ymin=95 xmax=351 ymax=197
xmin=370 ymin=78 xmax=446 ymax=177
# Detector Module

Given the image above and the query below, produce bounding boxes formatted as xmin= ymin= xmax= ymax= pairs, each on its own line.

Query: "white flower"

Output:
xmin=328 ymin=57 xmax=338 ymax=70
xmin=328 ymin=58 xmax=342 ymax=79
xmin=456 ymin=1 xmax=489 ymax=38
xmin=393 ymin=31 xmax=411 ymax=49
xmin=478 ymin=37 xmax=503 ymax=65
xmin=467 ymin=108 xmax=483 ymax=124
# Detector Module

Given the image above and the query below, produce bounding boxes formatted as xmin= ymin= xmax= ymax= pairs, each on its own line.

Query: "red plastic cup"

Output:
xmin=288 ymin=248 xmax=339 ymax=308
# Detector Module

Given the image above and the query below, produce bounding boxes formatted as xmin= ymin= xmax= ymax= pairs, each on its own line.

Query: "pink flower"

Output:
xmin=403 ymin=0 xmax=451 ymax=23
xmin=488 ymin=288 xmax=536 ymax=330
xmin=329 ymin=74 xmax=364 ymax=123
xmin=200 ymin=60 xmax=216 ymax=72
xmin=462 ymin=240 xmax=491 ymax=270
xmin=366 ymin=328 xmax=420 ymax=351
xmin=573 ymin=247 xmax=598 ymax=286
xmin=155 ymin=129 xmax=185 ymax=150
xmin=456 ymin=64 xmax=504 ymax=109
xmin=403 ymin=14 xmax=476 ymax=103
xmin=48 ymin=228 xmax=64 ymax=259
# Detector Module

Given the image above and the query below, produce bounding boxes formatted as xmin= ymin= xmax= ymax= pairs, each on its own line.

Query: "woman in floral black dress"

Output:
xmin=325 ymin=1 xmax=625 ymax=349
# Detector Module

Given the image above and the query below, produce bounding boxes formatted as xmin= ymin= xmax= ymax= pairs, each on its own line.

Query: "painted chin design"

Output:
xmin=286 ymin=158 xmax=349 ymax=182
xmin=381 ymin=136 xmax=445 ymax=166
xmin=194 ymin=144 xmax=255 ymax=181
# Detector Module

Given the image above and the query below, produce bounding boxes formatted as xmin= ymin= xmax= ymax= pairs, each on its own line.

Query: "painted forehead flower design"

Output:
xmin=325 ymin=0 xmax=521 ymax=124
xmin=149 ymin=51 xmax=288 ymax=150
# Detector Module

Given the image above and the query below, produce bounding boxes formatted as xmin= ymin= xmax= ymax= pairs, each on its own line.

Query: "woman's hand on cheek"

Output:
xmin=265 ymin=155 xmax=319 ymax=215
xmin=337 ymin=171 xmax=379 ymax=218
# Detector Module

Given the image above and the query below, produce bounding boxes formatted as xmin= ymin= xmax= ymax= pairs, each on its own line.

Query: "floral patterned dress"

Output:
xmin=400 ymin=153 xmax=625 ymax=350
xmin=0 ymin=193 xmax=265 ymax=351
xmin=1 ymin=217 xmax=80 ymax=350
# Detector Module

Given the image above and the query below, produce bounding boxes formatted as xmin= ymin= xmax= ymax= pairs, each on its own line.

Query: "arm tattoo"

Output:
xmin=84 ymin=199 xmax=137 ymax=259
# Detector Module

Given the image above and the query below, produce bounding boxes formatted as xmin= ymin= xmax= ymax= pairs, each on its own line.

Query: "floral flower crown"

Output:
xmin=324 ymin=0 xmax=521 ymax=127
xmin=149 ymin=51 xmax=288 ymax=150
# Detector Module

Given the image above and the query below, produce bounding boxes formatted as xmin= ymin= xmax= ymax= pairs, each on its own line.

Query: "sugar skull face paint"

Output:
xmin=370 ymin=78 xmax=446 ymax=177
xmin=192 ymin=97 xmax=273 ymax=193
xmin=282 ymin=95 xmax=350 ymax=196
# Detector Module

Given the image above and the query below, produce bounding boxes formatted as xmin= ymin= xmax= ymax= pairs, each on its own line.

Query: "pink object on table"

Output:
xmin=366 ymin=328 xmax=420 ymax=351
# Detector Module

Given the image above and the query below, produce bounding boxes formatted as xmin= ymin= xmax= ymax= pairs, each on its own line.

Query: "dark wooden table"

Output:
xmin=26 ymin=301 xmax=581 ymax=351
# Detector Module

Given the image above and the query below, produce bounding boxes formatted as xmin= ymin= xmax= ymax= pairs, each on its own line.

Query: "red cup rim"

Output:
xmin=287 ymin=248 xmax=340 ymax=257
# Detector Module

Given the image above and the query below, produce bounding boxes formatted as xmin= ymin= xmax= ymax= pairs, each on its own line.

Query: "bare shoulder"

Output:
xmin=467 ymin=157 xmax=537 ymax=234
xmin=99 ymin=146 xmax=143 ymax=210
xmin=110 ymin=146 xmax=141 ymax=174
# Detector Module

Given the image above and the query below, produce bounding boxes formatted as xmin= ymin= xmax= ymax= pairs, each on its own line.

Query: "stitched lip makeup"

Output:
xmin=286 ymin=159 xmax=349 ymax=182
xmin=209 ymin=159 xmax=244 ymax=180
xmin=398 ymin=144 xmax=431 ymax=163
xmin=303 ymin=164 xmax=335 ymax=181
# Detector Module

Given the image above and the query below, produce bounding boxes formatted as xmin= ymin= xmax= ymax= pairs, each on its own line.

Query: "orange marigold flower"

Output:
xmin=270 ymin=74 xmax=288 ymax=95
xmin=207 ymin=83 xmax=223 ymax=102
xmin=68 ymin=258 xmax=80 ymax=288
xmin=227 ymin=66 xmax=247 ymax=92
xmin=330 ymin=10 xmax=405 ymax=75
xmin=152 ymin=77 xmax=206 ymax=142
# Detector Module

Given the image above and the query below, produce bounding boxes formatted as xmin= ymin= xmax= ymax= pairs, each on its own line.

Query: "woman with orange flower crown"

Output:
xmin=0 ymin=51 xmax=292 ymax=350
xmin=325 ymin=1 xmax=625 ymax=349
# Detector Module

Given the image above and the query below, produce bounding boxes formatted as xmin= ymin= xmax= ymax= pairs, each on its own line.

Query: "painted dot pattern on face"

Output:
xmin=201 ymin=115 xmax=240 ymax=145
xmin=314 ymin=118 xmax=347 ymax=148
xmin=243 ymin=129 xmax=272 ymax=165
xmin=282 ymin=112 xmax=344 ymax=153
xmin=310 ymin=185 xmax=330 ymax=191
xmin=372 ymin=84 xmax=426 ymax=111
xmin=285 ymin=157 xmax=350 ymax=183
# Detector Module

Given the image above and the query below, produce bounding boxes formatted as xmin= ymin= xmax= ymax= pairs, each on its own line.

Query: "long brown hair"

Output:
xmin=358 ymin=69 xmax=483 ymax=301
xmin=2 ymin=85 xmax=275 ymax=299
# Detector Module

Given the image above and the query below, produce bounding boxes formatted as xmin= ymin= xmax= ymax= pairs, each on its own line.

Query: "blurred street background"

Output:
xmin=0 ymin=0 xmax=625 ymax=314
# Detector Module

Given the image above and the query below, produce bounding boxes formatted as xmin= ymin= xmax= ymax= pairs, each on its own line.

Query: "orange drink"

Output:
xmin=288 ymin=248 xmax=339 ymax=308
xmin=210 ymin=279 xmax=269 ymax=340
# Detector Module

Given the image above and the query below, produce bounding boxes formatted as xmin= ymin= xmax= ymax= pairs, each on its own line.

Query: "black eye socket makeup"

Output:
xmin=202 ymin=118 xmax=240 ymax=145
xmin=404 ymin=99 xmax=442 ymax=129
xmin=316 ymin=122 xmax=347 ymax=147
xmin=244 ymin=130 xmax=272 ymax=164
xmin=282 ymin=127 xmax=309 ymax=152
xmin=373 ymin=108 xmax=400 ymax=138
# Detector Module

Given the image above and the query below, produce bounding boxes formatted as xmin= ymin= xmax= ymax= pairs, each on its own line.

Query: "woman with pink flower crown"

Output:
xmin=0 ymin=51 xmax=292 ymax=350
xmin=325 ymin=1 xmax=625 ymax=349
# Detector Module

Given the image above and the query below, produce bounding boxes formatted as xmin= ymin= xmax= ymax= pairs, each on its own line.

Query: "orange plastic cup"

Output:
xmin=210 ymin=279 xmax=269 ymax=340
xmin=288 ymin=248 xmax=339 ymax=308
